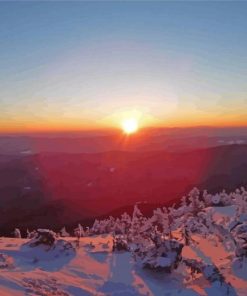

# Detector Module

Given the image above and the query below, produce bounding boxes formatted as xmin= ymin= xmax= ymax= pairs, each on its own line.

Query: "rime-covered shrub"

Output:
xmin=140 ymin=238 xmax=184 ymax=272
xmin=28 ymin=229 xmax=57 ymax=247
xmin=86 ymin=186 xmax=247 ymax=274
xmin=60 ymin=227 xmax=70 ymax=237
xmin=220 ymin=190 xmax=232 ymax=206
xmin=14 ymin=228 xmax=21 ymax=238
xmin=183 ymin=259 xmax=224 ymax=282
xmin=231 ymin=223 xmax=247 ymax=258
xmin=74 ymin=224 xmax=84 ymax=238
xmin=27 ymin=230 xmax=37 ymax=239
xmin=150 ymin=207 xmax=173 ymax=237
xmin=211 ymin=194 xmax=222 ymax=206
xmin=132 ymin=228 xmax=184 ymax=273
xmin=203 ymin=189 xmax=237 ymax=207
xmin=188 ymin=188 xmax=204 ymax=214
xmin=112 ymin=235 xmax=129 ymax=252
xmin=27 ymin=229 xmax=75 ymax=254
xmin=111 ymin=213 xmax=131 ymax=235
xmin=54 ymin=239 xmax=75 ymax=253
xmin=183 ymin=258 xmax=235 ymax=294
xmin=128 ymin=205 xmax=147 ymax=242
xmin=0 ymin=253 xmax=14 ymax=269
xmin=120 ymin=212 xmax=132 ymax=234
xmin=91 ymin=217 xmax=117 ymax=235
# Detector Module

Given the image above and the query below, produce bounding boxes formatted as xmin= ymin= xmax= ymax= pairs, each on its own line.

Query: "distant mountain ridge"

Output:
xmin=1 ymin=126 xmax=247 ymax=154
xmin=0 ymin=144 xmax=247 ymax=234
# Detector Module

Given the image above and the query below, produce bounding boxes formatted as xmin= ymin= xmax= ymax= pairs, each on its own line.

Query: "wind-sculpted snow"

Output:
xmin=1 ymin=187 xmax=247 ymax=295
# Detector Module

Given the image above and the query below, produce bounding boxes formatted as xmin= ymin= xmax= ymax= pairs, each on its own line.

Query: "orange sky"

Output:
xmin=1 ymin=3 xmax=247 ymax=133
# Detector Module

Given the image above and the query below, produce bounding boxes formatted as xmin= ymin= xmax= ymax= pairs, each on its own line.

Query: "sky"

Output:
xmin=0 ymin=1 xmax=247 ymax=132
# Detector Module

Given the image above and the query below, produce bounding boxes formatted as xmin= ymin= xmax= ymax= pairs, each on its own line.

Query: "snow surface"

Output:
xmin=0 ymin=233 xmax=246 ymax=296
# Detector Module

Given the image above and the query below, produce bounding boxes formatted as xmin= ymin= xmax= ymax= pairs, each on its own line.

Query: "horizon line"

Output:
xmin=1 ymin=124 xmax=247 ymax=136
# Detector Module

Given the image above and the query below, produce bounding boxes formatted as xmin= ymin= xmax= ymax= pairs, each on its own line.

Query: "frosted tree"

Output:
xmin=78 ymin=224 xmax=84 ymax=237
xmin=60 ymin=226 xmax=69 ymax=237
xmin=105 ymin=216 xmax=115 ymax=233
xmin=129 ymin=205 xmax=145 ymax=242
xmin=98 ymin=219 xmax=109 ymax=234
xmin=240 ymin=187 xmax=247 ymax=204
xmin=220 ymin=190 xmax=232 ymax=206
xmin=233 ymin=188 xmax=247 ymax=220
xmin=231 ymin=222 xmax=247 ymax=259
xmin=211 ymin=193 xmax=221 ymax=206
xmin=27 ymin=230 xmax=37 ymax=239
xmin=188 ymin=188 xmax=204 ymax=214
xmin=28 ymin=229 xmax=57 ymax=247
xmin=112 ymin=234 xmax=129 ymax=251
xmin=150 ymin=207 xmax=172 ymax=238
xmin=182 ymin=225 xmax=190 ymax=246
xmin=120 ymin=212 xmax=132 ymax=234
xmin=14 ymin=228 xmax=21 ymax=238
xmin=91 ymin=217 xmax=117 ymax=235
xmin=134 ymin=230 xmax=184 ymax=272
xmin=184 ymin=215 xmax=206 ymax=236
xmin=85 ymin=226 xmax=90 ymax=236
xmin=183 ymin=259 xmax=235 ymax=294
xmin=74 ymin=224 xmax=84 ymax=247
xmin=204 ymin=190 xmax=233 ymax=207
xmin=91 ymin=219 xmax=100 ymax=234
xmin=151 ymin=208 xmax=165 ymax=231
xmin=180 ymin=195 xmax=188 ymax=208
xmin=113 ymin=218 xmax=124 ymax=235
xmin=201 ymin=209 xmax=215 ymax=233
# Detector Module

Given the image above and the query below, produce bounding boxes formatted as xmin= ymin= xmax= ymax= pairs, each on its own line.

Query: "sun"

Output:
xmin=122 ymin=118 xmax=139 ymax=134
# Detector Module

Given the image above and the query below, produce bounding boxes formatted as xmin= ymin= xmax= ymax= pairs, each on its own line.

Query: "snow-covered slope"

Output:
xmin=0 ymin=233 xmax=246 ymax=296
xmin=1 ymin=187 xmax=247 ymax=295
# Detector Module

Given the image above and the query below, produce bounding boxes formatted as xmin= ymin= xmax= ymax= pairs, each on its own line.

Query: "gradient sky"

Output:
xmin=0 ymin=2 xmax=247 ymax=132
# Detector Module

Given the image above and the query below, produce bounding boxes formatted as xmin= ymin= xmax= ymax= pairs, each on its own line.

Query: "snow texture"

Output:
xmin=0 ymin=187 xmax=247 ymax=295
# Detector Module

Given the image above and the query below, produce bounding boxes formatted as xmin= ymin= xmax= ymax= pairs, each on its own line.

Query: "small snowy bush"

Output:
xmin=231 ymin=223 xmax=247 ymax=258
xmin=27 ymin=230 xmax=38 ymax=239
xmin=142 ymin=239 xmax=183 ymax=272
xmin=60 ymin=226 xmax=69 ymax=237
xmin=0 ymin=253 xmax=14 ymax=269
xmin=14 ymin=228 xmax=21 ymax=238
xmin=28 ymin=229 xmax=57 ymax=247
xmin=134 ymin=233 xmax=184 ymax=273
xmin=211 ymin=194 xmax=222 ymax=206
xmin=184 ymin=259 xmax=225 ymax=284
xmin=112 ymin=235 xmax=129 ymax=252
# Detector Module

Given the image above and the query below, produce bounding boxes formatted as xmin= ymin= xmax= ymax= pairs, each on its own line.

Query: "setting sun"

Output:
xmin=122 ymin=118 xmax=139 ymax=134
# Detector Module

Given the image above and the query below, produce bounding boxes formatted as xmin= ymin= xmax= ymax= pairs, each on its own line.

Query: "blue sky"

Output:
xmin=0 ymin=2 xmax=247 ymax=131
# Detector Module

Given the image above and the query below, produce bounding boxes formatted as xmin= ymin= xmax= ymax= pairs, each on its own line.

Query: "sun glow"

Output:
xmin=122 ymin=118 xmax=139 ymax=134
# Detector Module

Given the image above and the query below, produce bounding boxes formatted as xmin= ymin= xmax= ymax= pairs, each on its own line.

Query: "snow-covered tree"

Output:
xmin=84 ymin=226 xmax=90 ymax=236
xmin=129 ymin=205 xmax=147 ymax=243
xmin=211 ymin=193 xmax=221 ymax=206
xmin=74 ymin=224 xmax=84 ymax=246
xmin=202 ymin=190 xmax=212 ymax=206
xmin=14 ymin=228 xmax=21 ymax=238
xmin=28 ymin=229 xmax=57 ymax=247
xmin=150 ymin=207 xmax=172 ymax=238
xmin=135 ymin=234 xmax=184 ymax=272
xmin=91 ymin=219 xmax=101 ymax=234
xmin=231 ymin=222 xmax=247 ymax=258
xmin=120 ymin=212 xmax=131 ymax=234
xmin=220 ymin=190 xmax=232 ymax=206
xmin=60 ymin=226 xmax=69 ymax=237
xmin=188 ymin=188 xmax=204 ymax=214
xmin=112 ymin=234 xmax=129 ymax=252
xmin=183 ymin=258 xmax=234 ymax=293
